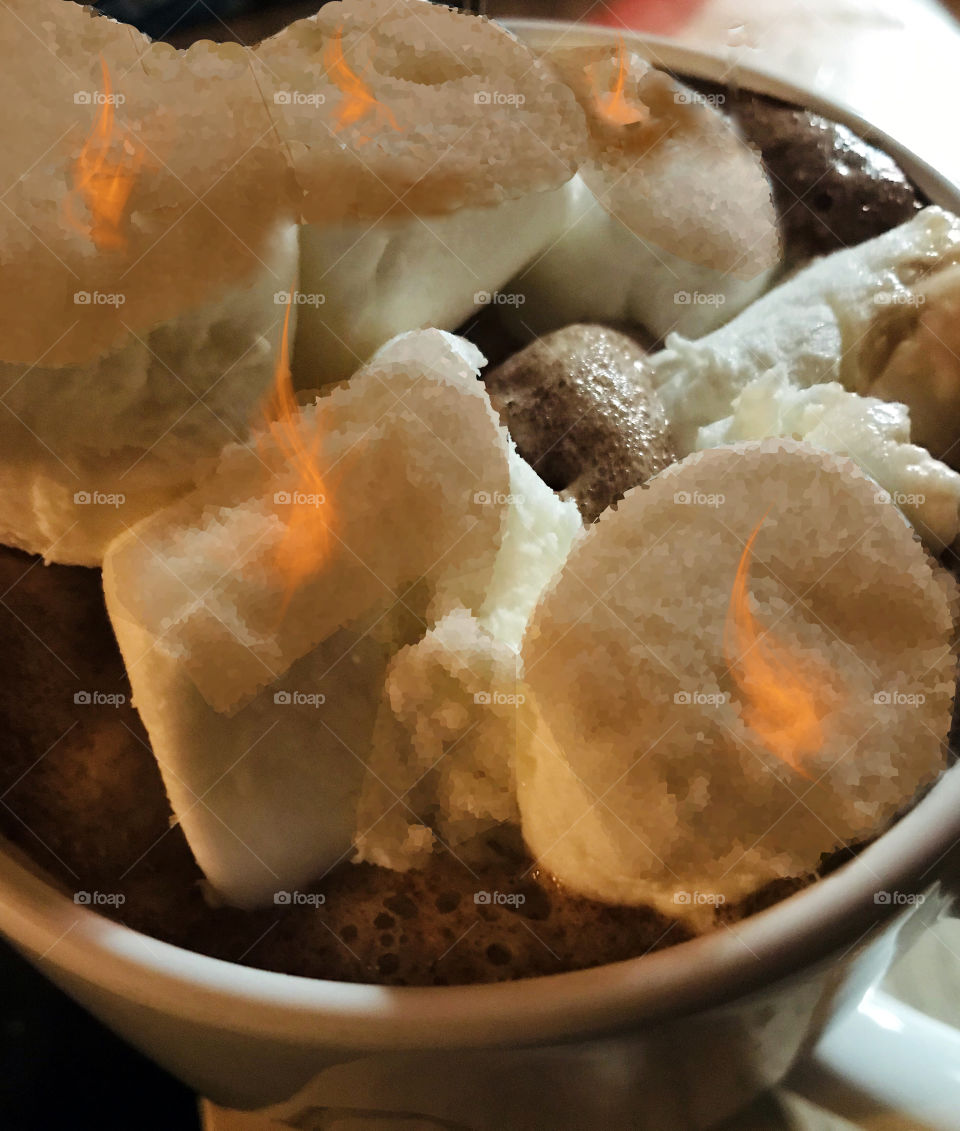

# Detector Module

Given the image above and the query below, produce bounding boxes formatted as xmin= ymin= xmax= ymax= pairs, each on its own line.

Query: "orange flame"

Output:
xmin=590 ymin=38 xmax=647 ymax=127
xmin=322 ymin=25 xmax=402 ymax=144
xmin=65 ymin=56 xmax=146 ymax=252
xmin=723 ymin=515 xmax=823 ymax=778
xmin=261 ymin=291 xmax=332 ymax=605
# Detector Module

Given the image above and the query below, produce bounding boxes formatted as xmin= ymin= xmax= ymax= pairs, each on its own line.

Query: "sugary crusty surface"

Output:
xmin=253 ymin=0 xmax=586 ymax=223
xmin=103 ymin=330 xmax=511 ymax=714
xmin=0 ymin=0 xmax=292 ymax=368
xmin=543 ymin=45 xmax=779 ymax=279
xmin=519 ymin=439 xmax=956 ymax=928
xmin=1 ymin=0 xmax=586 ymax=369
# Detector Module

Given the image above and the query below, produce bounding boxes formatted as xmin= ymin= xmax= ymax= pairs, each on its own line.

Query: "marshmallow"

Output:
xmin=354 ymin=451 xmax=582 ymax=871
xmin=652 ymin=207 xmax=960 ymax=456
xmin=696 ymin=370 xmax=960 ymax=551
xmin=103 ymin=331 xmax=513 ymax=906
xmin=293 ymin=186 xmax=571 ymax=388
xmin=519 ymin=440 xmax=956 ymax=928
xmin=511 ymin=45 xmax=780 ymax=340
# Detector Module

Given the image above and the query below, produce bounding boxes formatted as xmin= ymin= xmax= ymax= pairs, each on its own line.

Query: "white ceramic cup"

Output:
xmin=2 ymin=24 xmax=960 ymax=1130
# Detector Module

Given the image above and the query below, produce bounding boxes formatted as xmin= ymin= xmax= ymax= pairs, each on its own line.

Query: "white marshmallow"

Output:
xmin=696 ymin=370 xmax=960 ymax=550
xmin=511 ymin=173 xmax=777 ymax=342
xmin=652 ymin=206 xmax=960 ymax=456
xmin=103 ymin=330 xmax=514 ymax=907
xmin=292 ymin=186 xmax=571 ymax=387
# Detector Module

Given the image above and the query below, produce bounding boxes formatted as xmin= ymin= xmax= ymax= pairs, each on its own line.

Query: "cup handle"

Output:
xmin=788 ymin=983 xmax=960 ymax=1130
xmin=788 ymin=854 xmax=960 ymax=1131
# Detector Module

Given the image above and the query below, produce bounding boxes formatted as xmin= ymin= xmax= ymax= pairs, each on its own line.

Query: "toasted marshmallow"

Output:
xmin=511 ymin=45 xmax=780 ymax=341
xmin=519 ymin=440 xmax=956 ymax=928
xmin=652 ymin=207 xmax=960 ymax=456
xmin=0 ymin=0 xmax=588 ymax=563
xmin=103 ymin=331 xmax=513 ymax=907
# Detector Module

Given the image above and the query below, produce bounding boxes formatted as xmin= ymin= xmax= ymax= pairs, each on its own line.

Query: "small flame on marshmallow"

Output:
xmin=65 ymin=56 xmax=146 ymax=252
xmin=588 ymin=38 xmax=648 ymax=127
xmin=723 ymin=514 xmax=824 ymax=778
xmin=323 ymin=26 xmax=402 ymax=144
xmin=262 ymin=290 xmax=332 ymax=605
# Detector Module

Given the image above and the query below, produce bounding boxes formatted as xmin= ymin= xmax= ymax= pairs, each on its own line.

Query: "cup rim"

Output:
xmin=3 ymin=26 xmax=959 ymax=1050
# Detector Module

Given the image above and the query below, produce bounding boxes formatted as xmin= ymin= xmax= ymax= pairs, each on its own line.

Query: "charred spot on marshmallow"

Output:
xmin=484 ymin=325 xmax=677 ymax=522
